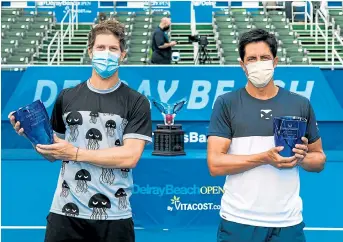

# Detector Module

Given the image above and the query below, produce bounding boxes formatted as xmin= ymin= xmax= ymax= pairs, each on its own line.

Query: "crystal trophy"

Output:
xmin=13 ymin=100 xmax=54 ymax=146
xmin=273 ymin=116 xmax=307 ymax=157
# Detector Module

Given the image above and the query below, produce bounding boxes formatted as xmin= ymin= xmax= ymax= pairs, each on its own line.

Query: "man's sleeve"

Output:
xmin=50 ymin=90 xmax=66 ymax=138
xmin=305 ymin=100 xmax=320 ymax=144
xmin=154 ymin=31 xmax=165 ymax=48
xmin=207 ymin=96 xmax=232 ymax=139
xmin=123 ymin=95 xmax=152 ymax=143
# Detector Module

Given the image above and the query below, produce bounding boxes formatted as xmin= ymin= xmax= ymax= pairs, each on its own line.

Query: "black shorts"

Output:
xmin=44 ymin=212 xmax=135 ymax=242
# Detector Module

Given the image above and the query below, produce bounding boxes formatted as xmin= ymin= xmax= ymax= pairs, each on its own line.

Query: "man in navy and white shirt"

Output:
xmin=207 ymin=29 xmax=326 ymax=242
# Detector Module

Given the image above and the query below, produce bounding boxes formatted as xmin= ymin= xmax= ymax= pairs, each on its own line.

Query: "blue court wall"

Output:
xmin=322 ymin=69 xmax=343 ymax=108
xmin=2 ymin=66 xmax=343 ymax=121
xmin=2 ymin=66 xmax=343 ymax=151
xmin=2 ymin=66 xmax=343 ymax=236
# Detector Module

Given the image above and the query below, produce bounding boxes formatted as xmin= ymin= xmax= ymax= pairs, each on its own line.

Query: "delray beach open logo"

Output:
xmin=133 ymin=184 xmax=224 ymax=196
xmin=167 ymin=195 xmax=221 ymax=211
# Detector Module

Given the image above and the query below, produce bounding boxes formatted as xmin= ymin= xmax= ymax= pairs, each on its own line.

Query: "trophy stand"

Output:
xmin=150 ymin=98 xmax=187 ymax=156
xmin=152 ymin=124 xmax=185 ymax=156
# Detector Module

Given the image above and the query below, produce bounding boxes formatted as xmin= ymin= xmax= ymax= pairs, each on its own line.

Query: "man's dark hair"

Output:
xmin=238 ymin=28 xmax=278 ymax=61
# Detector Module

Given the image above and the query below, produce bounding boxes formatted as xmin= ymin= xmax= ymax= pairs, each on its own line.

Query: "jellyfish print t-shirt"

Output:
xmin=49 ymin=79 xmax=152 ymax=220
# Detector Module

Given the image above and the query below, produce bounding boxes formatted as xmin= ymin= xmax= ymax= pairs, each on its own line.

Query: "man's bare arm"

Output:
xmin=297 ymin=138 xmax=326 ymax=172
xmin=77 ymin=139 xmax=146 ymax=169
xmin=207 ymin=136 xmax=267 ymax=176
xmin=207 ymin=136 xmax=298 ymax=176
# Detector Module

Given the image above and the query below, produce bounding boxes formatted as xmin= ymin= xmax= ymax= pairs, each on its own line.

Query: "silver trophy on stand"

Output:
xmin=151 ymin=98 xmax=187 ymax=156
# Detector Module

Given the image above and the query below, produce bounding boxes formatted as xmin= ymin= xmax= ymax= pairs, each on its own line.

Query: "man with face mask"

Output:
xmin=151 ymin=17 xmax=177 ymax=64
xmin=8 ymin=20 xmax=152 ymax=242
xmin=207 ymin=29 xmax=326 ymax=242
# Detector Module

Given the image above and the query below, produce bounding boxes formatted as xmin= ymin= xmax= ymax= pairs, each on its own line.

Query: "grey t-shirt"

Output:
xmin=49 ymin=80 xmax=152 ymax=220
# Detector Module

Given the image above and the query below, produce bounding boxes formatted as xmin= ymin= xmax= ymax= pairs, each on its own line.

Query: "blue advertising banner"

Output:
xmin=30 ymin=1 xmax=98 ymax=23
xmin=1 ymin=150 xmax=225 ymax=228
xmin=323 ymin=69 xmax=343 ymax=108
xmin=3 ymin=1 xmax=342 ymax=24
xmin=23 ymin=1 xmax=173 ymax=23
xmin=2 ymin=149 xmax=343 ymax=230
xmin=2 ymin=66 xmax=343 ymax=122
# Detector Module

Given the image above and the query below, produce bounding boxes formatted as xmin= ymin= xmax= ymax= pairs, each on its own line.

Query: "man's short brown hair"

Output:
xmin=88 ymin=19 xmax=126 ymax=52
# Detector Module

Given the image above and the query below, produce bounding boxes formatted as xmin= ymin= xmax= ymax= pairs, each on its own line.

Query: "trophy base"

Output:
xmin=152 ymin=124 xmax=186 ymax=156
xmin=152 ymin=151 xmax=186 ymax=156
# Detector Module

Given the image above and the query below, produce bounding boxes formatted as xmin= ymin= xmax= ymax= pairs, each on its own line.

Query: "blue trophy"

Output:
xmin=273 ymin=116 xmax=307 ymax=157
xmin=150 ymin=98 xmax=187 ymax=156
xmin=13 ymin=100 xmax=54 ymax=146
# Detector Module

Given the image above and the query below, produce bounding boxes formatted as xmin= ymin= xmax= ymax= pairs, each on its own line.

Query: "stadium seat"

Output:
xmin=1 ymin=7 xmax=55 ymax=65
xmin=2 ymin=4 xmax=342 ymax=66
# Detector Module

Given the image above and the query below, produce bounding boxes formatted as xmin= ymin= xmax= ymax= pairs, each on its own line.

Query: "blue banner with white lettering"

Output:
xmin=2 ymin=66 xmax=343 ymax=122
xmin=24 ymin=1 xmax=173 ymax=23
xmin=3 ymin=1 xmax=341 ymax=23
xmin=31 ymin=1 xmax=98 ymax=23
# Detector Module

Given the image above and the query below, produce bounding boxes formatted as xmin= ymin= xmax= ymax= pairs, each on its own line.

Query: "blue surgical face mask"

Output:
xmin=91 ymin=50 xmax=120 ymax=79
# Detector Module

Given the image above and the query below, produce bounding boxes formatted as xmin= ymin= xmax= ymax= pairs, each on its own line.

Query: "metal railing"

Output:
xmin=60 ymin=3 xmax=78 ymax=62
xmin=60 ymin=8 xmax=71 ymax=62
xmin=47 ymin=31 xmax=60 ymax=65
xmin=47 ymin=2 xmax=79 ymax=64
xmin=315 ymin=8 xmax=329 ymax=61
xmin=331 ymin=25 xmax=343 ymax=69
xmin=190 ymin=2 xmax=199 ymax=64
xmin=73 ymin=3 xmax=79 ymax=32
xmin=306 ymin=1 xmax=314 ymax=37
xmin=291 ymin=1 xmax=314 ymax=37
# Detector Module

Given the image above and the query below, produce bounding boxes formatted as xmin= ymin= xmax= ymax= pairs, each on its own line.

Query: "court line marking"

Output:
xmin=1 ymin=226 xmax=343 ymax=231
xmin=304 ymin=228 xmax=343 ymax=231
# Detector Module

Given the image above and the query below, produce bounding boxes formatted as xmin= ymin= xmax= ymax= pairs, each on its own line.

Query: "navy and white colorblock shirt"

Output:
xmin=49 ymin=79 xmax=152 ymax=220
xmin=208 ymin=87 xmax=320 ymax=227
